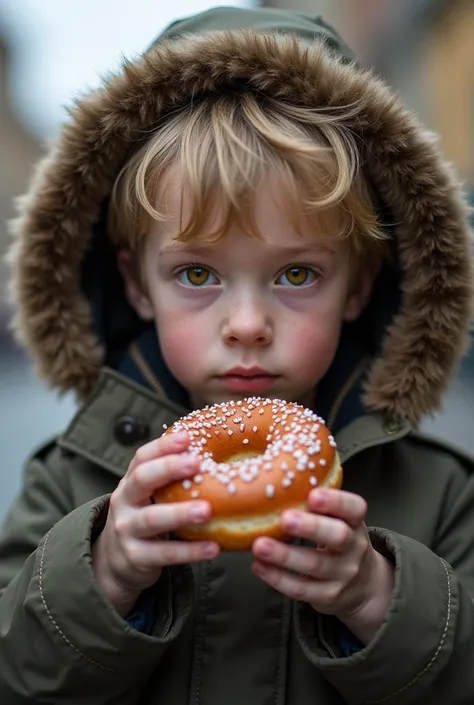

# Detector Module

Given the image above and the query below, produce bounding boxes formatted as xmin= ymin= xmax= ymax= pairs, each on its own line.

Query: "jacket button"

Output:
xmin=114 ymin=416 xmax=151 ymax=446
xmin=384 ymin=419 xmax=401 ymax=435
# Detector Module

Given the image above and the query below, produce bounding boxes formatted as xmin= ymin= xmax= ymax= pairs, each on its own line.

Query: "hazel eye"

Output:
xmin=177 ymin=266 xmax=218 ymax=287
xmin=277 ymin=266 xmax=316 ymax=287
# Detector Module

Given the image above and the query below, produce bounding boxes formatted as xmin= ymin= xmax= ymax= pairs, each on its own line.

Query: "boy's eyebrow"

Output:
xmin=158 ymin=242 xmax=215 ymax=256
xmin=269 ymin=243 xmax=338 ymax=257
xmin=158 ymin=241 xmax=338 ymax=257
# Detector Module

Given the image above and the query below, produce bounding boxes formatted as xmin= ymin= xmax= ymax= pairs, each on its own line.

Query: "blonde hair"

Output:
xmin=109 ymin=92 xmax=386 ymax=271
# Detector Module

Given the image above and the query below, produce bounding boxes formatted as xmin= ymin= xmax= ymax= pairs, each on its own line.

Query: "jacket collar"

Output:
xmin=58 ymin=368 xmax=188 ymax=478
xmin=57 ymin=368 xmax=411 ymax=480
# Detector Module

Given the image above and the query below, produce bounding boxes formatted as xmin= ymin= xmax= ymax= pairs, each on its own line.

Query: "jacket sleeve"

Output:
xmin=0 ymin=443 xmax=194 ymax=704
xmin=294 ymin=457 xmax=474 ymax=705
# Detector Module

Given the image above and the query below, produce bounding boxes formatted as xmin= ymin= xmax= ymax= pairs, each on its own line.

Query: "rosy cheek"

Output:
xmin=289 ymin=322 xmax=340 ymax=373
xmin=158 ymin=312 xmax=206 ymax=378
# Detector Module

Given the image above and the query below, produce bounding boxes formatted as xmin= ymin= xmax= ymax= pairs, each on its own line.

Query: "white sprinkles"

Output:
xmin=168 ymin=398 xmax=336 ymax=499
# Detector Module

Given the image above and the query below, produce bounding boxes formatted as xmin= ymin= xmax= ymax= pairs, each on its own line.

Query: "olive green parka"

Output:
xmin=2 ymin=7 xmax=474 ymax=705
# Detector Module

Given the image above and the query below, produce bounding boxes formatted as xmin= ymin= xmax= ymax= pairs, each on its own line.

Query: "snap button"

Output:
xmin=114 ymin=416 xmax=151 ymax=446
xmin=384 ymin=419 xmax=401 ymax=436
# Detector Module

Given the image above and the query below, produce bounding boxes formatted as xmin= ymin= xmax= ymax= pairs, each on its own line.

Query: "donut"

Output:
xmin=153 ymin=397 xmax=342 ymax=550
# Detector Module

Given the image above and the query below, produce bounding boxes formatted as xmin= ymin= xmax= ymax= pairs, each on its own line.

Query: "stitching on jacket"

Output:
xmin=39 ymin=530 xmax=115 ymax=672
xmin=274 ymin=602 xmax=282 ymax=705
xmin=366 ymin=558 xmax=452 ymax=703
xmin=342 ymin=432 xmax=396 ymax=458
xmin=194 ymin=561 xmax=211 ymax=705
xmin=317 ymin=613 xmax=337 ymax=659
xmin=275 ymin=597 xmax=290 ymax=705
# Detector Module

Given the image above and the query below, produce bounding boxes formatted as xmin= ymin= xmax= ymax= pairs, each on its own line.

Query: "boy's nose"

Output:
xmin=222 ymin=298 xmax=273 ymax=347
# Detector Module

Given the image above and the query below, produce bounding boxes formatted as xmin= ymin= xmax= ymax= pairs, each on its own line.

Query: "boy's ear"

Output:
xmin=117 ymin=250 xmax=155 ymax=321
xmin=344 ymin=257 xmax=381 ymax=322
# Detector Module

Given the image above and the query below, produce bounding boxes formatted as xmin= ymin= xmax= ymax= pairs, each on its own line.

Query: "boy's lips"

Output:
xmin=218 ymin=368 xmax=278 ymax=393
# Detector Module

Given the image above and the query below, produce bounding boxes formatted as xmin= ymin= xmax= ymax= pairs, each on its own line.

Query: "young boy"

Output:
xmin=1 ymin=6 xmax=474 ymax=704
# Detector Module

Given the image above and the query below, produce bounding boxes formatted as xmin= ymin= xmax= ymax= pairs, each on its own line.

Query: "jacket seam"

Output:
xmin=341 ymin=430 xmax=408 ymax=461
xmin=366 ymin=558 xmax=452 ymax=703
xmin=317 ymin=613 xmax=337 ymax=659
xmin=193 ymin=562 xmax=211 ymax=705
xmin=275 ymin=597 xmax=290 ymax=705
xmin=39 ymin=530 xmax=116 ymax=673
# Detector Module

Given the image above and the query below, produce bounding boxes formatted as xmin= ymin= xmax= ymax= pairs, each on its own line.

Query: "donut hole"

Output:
xmin=226 ymin=450 xmax=262 ymax=462
xmin=211 ymin=430 xmax=269 ymax=463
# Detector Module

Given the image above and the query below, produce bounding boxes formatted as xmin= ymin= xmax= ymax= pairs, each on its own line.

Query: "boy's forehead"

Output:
xmin=156 ymin=230 xmax=340 ymax=258
xmin=152 ymin=173 xmax=348 ymax=257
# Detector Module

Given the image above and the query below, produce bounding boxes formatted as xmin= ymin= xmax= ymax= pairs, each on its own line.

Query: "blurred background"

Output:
xmin=0 ymin=0 xmax=473 ymax=520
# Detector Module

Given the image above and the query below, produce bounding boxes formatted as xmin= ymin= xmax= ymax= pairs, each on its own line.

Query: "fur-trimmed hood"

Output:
xmin=6 ymin=6 xmax=474 ymax=426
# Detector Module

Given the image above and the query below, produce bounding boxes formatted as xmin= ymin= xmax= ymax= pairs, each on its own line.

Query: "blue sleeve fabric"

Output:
xmin=126 ymin=587 xmax=158 ymax=635
xmin=338 ymin=622 xmax=364 ymax=657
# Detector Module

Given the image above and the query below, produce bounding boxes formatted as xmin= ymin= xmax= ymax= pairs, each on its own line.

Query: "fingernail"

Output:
xmin=190 ymin=503 xmax=209 ymax=521
xmin=283 ymin=510 xmax=301 ymax=531
xmin=173 ymin=432 xmax=189 ymax=444
xmin=311 ymin=490 xmax=327 ymax=506
xmin=257 ymin=539 xmax=273 ymax=558
xmin=204 ymin=543 xmax=219 ymax=558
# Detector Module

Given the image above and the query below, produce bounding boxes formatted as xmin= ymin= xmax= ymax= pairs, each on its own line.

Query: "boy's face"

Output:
xmin=119 ymin=179 xmax=375 ymax=410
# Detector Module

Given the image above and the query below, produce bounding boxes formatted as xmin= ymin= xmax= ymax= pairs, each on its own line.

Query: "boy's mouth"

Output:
xmin=218 ymin=367 xmax=278 ymax=393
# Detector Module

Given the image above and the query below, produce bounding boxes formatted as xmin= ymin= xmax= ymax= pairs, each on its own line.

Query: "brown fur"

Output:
xmin=6 ymin=31 xmax=474 ymax=425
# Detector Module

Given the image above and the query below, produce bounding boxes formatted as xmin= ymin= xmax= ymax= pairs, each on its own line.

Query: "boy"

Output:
xmin=1 ymin=6 xmax=474 ymax=704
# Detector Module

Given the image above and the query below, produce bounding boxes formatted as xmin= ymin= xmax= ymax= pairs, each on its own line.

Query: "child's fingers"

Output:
xmin=130 ymin=500 xmax=212 ymax=538
xmin=279 ymin=510 xmax=355 ymax=553
xmin=124 ymin=453 xmax=200 ymax=505
xmin=128 ymin=431 xmax=191 ymax=472
xmin=126 ymin=537 xmax=219 ymax=569
xmin=252 ymin=560 xmax=340 ymax=608
xmin=307 ymin=489 xmax=367 ymax=528
xmin=253 ymin=538 xmax=339 ymax=580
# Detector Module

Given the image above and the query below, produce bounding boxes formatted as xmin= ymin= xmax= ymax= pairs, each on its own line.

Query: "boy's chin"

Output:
xmin=191 ymin=387 xmax=316 ymax=409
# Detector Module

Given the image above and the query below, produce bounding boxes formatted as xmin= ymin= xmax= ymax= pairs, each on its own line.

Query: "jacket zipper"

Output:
xmin=317 ymin=615 xmax=337 ymax=659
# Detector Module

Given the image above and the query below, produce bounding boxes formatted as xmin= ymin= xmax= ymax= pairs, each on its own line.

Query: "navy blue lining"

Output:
xmin=338 ymin=622 xmax=364 ymax=657
xmin=126 ymin=586 xmax=158 ymax=635
xmin=118 ymin=325 xmax=190 ymax=408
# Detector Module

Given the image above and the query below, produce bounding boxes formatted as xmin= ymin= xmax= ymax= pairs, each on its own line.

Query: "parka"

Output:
xmin=2 ymin=6 xmax=474 ymax=705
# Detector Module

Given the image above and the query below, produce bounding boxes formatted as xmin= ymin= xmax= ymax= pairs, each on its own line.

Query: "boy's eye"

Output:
xmin=277 ymin=266 xmax=316 ymax=287
xmin=177 ymin=266 xmax=218 ymax=287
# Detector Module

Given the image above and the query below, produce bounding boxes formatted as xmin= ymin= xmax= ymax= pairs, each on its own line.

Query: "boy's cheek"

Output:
xmin=288 ymin=323 xmax=341 ymax=378
xmin=157 ymin=316 xmax=208 ymax=378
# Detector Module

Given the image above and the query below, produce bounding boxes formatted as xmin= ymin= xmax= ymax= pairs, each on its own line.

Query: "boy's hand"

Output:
xmin=92 ymin=432 xmax=220 ymax=616
xmin=252 ymin=488 xmax=394 ymax=646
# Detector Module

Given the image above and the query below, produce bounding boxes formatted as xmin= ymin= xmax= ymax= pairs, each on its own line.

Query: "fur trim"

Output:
xmin=7 ymin=31 xmax=474 ymax=425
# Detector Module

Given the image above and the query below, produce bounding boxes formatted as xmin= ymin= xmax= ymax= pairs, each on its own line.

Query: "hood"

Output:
xmin=6 ymin=6 xmax=473 ymax=427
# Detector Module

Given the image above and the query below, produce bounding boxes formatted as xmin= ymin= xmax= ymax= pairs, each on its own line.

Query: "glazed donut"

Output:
xmin=153 ymin=397 xmax=342 ymax=550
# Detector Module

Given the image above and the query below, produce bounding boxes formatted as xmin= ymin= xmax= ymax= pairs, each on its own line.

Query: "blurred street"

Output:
xmin=0 ymin=345 xmax=76 ymax=520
